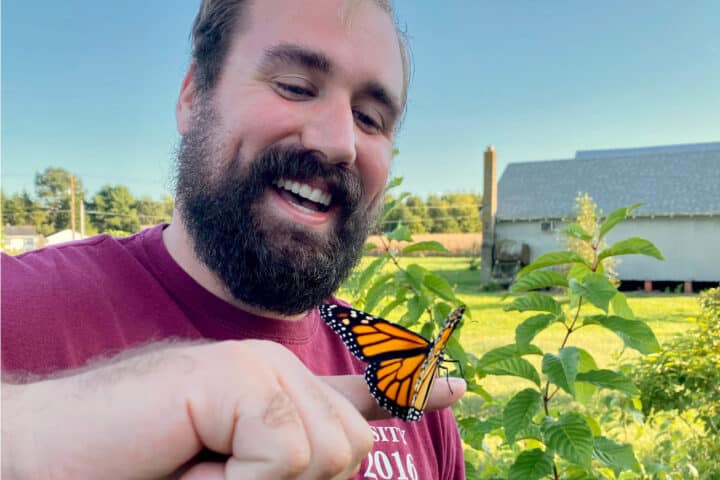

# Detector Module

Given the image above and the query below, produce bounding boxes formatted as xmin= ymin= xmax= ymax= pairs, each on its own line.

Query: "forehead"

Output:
xmin=228 ymin=0 xmax=404 ymax=99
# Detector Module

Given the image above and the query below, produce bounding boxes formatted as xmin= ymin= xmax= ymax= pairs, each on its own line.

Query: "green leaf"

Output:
xmin=423 ymin=273 xmax=456 ymax=302
xmin=564 ymin=466 xmax=598 ymax=480
xmin=598 ymin=237 xmax=664 ymax=262
xmin=363 ymin=273 xmax=394 ymax=312
xmin=505 ymin=293 xmax=562 ymax=315
xmin=574 ymin=348 xmax=599 ymax=403
xmin=516 ymin=313 xmax=557 ymax=346
xmin=362 ymin=242 xmax=378 ymax=253
xmin=378 ymin=294 xmax=407 ymax=319
xmin=477 ymin=344 xmax=543 ymax=367
xmin=576 ymin=348 xmax=598 ymax=372
xmin=511 ymin=270 xmax=568 ymax=293
xmin=598 ymin=203 xmax=642 ymax=240
xmin=385 ymin=176 xmax=404 ymax=191
xmin=402 ymin=264 xmax=426 ymax=292
xmin=386 ymin=223 xmax=413 ymax=242
xmin=562 ymin=223 xmax=593 ymax=241
xmin=576 ymin=369 xmax=639 ymax=396
xmin=593 ymin=436 xmax=642 ymax=473
xmin=542 ymin=347 xmax=580 ymax=396
xmin=432 ymin=302 xmax=453 ymax=325
xmin=567 ymin=262 xmax=592 ymax=282
xmin=610 ymin=292 xmax=634 ymax=319
xmin=402 ymin=240 xmax=449 ymax=255
xmin=569 ymin=273 xmax=618 ymax=313
xmin=357 ymin=256 xmax=388 ymax=292
xmin=484 ymin=357 xmax=542 ymax=386
xmin=466 ymin=381 xmax=492 ymax=401
xmin=583 ymin=415 xmax=602 ymax=437
xmin=583 ymin=315 xmax=661 ymax=354
xmin=508 ymin=449 xmax=554 ymax=480
xmin=542 ymin=413 xmax=594 ymax=468
xmin=518 ymin=251 xmax=589 ymax=277
xmin=504 ymin=388 xmax=542 ymax=443
xmin=458 ymin=416 xmax=502 ymax=449
xmin=380 ymin=192 xmax=410 ymax=219
xmin=402 ymin=294 xmax=429 ymax=327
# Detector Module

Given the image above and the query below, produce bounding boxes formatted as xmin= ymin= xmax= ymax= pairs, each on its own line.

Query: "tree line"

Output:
xmin=2 ymin=167 xmax=174 ymax=237
xmin=2 ymin=167 xmax=482 ymax=237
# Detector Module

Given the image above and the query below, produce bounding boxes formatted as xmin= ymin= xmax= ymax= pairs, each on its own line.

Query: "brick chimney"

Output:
xmin=480 ymin=145 xmax=497 ymax=284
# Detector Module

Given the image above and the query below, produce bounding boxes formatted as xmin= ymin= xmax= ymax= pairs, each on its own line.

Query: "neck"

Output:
xmin=162 ymin=211 xmax=310 ymax=321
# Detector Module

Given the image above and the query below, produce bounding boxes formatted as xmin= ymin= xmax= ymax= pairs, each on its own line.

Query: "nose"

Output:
xmin=301 ymin=98 xmax=357 ymax=166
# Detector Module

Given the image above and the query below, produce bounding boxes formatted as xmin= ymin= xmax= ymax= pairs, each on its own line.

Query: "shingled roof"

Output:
xmin=496 ymin=142 xmax=720 ymax=221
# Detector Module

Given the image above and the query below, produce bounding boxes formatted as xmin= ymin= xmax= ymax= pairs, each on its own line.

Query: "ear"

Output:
xmin=176 ymin=64 xmax=198 ymax=136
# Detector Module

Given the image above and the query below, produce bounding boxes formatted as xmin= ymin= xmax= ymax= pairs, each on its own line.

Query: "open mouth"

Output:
xmin=272 ymin=178 xmax=333 ymax=213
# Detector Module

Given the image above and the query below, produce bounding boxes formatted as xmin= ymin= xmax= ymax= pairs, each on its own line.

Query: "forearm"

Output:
xmin=2 ymin=344 xmax=202 ymax=479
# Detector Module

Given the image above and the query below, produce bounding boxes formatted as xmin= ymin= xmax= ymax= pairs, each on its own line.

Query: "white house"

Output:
xmin=45 ymin=229 xmax=87 ymax=245
xmin=487 ymin=142 xmax=720 ymax=288
xmin=2 ymin=225 xmax=45 ymax=253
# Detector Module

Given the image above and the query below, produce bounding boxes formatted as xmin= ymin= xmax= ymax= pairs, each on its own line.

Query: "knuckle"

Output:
xmin=318 ymin=444 xmax=354 ymax=478
xmin=277 ymin=441 xmax=311 ymax=477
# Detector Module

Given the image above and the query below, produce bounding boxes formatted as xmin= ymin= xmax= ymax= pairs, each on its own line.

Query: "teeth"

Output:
xmin=274 ymin=179 xmax=332 ymax=207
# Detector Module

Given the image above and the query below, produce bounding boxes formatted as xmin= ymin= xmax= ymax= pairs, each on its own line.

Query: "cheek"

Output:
xmin=358 ymin=144 xmax=392 ymax=204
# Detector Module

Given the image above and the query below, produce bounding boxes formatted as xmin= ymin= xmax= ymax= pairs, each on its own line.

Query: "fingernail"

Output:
xmin=448 ymin=377 xmax=467 ymax=390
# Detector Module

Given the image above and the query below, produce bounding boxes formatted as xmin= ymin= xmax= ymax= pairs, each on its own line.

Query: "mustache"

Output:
xmin=252 ymin=145 xmax=363 ymax=212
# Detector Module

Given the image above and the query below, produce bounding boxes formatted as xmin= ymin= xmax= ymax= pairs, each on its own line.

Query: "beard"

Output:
xmin=174 ymin=102 xmax=378 ymax=315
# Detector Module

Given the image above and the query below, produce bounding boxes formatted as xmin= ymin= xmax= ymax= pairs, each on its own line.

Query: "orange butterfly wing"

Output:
xmin=319 ymin=304 xmax=464 ymax=421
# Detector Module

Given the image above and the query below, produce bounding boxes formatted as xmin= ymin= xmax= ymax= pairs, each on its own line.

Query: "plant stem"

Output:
xmin=543 ymin=297 xmax=583 ymax=414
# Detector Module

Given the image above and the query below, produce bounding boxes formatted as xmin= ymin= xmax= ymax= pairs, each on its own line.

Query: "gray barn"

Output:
xmin=487 ymin=142 xmax=720 ymax=287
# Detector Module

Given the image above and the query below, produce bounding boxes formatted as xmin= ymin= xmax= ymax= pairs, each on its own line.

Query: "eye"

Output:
xmin=272 ymin=75 xmax=316 ymax=100
xmin=353 ymin=109 xmax=384 ymax=134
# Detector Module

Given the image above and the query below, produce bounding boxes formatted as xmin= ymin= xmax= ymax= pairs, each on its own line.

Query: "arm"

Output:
xmin=2 ymin=340 xmax=464 ymax=479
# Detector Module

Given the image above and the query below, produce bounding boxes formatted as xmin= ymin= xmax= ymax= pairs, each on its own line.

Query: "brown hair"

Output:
xmin=190 ymin=0 xmax=411 ymax=113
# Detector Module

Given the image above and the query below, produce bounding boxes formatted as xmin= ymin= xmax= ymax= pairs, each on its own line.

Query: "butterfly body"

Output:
xmin=319 ymin=304 xmax=464 ymax=422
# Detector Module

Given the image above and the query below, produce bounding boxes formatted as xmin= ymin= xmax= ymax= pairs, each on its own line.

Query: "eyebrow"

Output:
xmin=259 ymin=43 xmax=402 ymax=128
xmin=259 ymin=43 xmax=332 ymax=75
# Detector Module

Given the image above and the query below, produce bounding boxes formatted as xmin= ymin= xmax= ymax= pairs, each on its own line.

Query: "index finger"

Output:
xmin=321 ymin=375 xmax=466 ymax=421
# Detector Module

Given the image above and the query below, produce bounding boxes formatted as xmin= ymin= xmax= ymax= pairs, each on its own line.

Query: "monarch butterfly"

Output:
xmin=318 ymin=304 xmax=465 ymax=422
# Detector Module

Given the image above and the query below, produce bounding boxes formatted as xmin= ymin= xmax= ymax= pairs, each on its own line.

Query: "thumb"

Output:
xmin=322 ymin=374 xmax=466 ymax=421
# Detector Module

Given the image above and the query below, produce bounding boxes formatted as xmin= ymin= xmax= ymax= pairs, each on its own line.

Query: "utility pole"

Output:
xmin=80 ymin=199 xmax=85 ymax=237
xmin=70 ymin=175 xmax=76 ymax=240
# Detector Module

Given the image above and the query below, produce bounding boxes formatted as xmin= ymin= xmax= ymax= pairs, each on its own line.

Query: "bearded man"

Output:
xmin=2 ymin=1 xmax=466 ymax=478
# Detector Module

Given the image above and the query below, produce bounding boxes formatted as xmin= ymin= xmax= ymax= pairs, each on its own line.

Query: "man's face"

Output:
xmin=175 ymin=0 xmax=404 ymax=314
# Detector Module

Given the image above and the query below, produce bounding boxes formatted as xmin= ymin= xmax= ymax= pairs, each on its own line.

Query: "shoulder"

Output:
xmin=4 ymin=231 xmax=142 ymax=288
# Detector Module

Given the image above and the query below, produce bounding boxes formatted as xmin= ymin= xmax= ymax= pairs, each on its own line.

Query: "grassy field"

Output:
xmin=350 ymin=256 xmax=703 ymax=397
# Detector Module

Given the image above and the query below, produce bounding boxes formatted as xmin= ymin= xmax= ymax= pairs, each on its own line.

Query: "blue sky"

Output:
xmin=3 ymin=1 xmax=719 ymax=200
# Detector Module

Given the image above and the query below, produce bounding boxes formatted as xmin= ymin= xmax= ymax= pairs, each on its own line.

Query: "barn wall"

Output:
xmin=496 ymin=216 xmax=720 ymax=282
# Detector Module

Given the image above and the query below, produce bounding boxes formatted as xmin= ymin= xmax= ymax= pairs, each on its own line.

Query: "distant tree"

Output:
xmin=136 ymin=196 xmax=171 ymax=225
xmin=443 ymin=192 xmax=481 ymax=232
xmin=381 ymin=194 xmax=428 ymax=234
xmin=426 ymin=195 xmax=459 ymax=233
xmin=89 ymin=185 xmax=140 ymax=234
xmin=161 ymin=195 xmax=175 ymax=220
xmin=34 ymin=167 xmax=85 ymax=234
xmin=2 ymin=191 xmax=51 ymax=234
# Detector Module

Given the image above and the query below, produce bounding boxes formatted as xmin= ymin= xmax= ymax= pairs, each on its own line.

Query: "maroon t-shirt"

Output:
xmin=2 ymin=224 xmax=465 ymax=479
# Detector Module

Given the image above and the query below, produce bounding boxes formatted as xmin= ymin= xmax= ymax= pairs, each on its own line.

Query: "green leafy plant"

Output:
xmin=627 ymin=285 xmax=720 ymax=477
xmin=457 ymin=203 xmax=666 ymax=479
xmin=341 ymin=177 xmax=488 ymax=398
xmin=344 ymin=183 xmax=668 ymax=478
xmin=563 ymin=193 xmax=618 ymax=284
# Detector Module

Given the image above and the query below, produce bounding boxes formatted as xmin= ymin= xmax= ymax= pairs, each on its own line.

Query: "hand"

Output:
xmin=3 ymin=340 xmax=465 ymax=479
